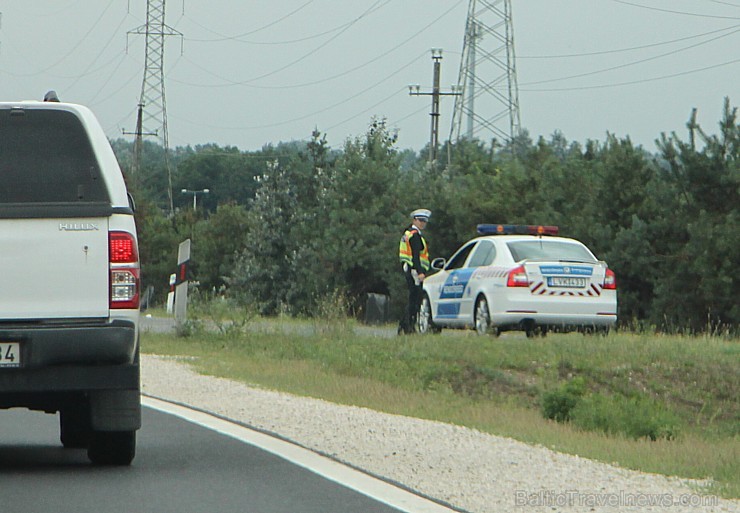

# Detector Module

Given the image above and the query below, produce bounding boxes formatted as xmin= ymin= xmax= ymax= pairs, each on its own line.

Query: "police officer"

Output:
xmin=398 ymin=208 xmax=431 ymax=334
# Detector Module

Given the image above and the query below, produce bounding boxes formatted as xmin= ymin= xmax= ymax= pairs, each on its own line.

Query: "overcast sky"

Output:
xmin=1 ymin=0 xmax=738 ymax=153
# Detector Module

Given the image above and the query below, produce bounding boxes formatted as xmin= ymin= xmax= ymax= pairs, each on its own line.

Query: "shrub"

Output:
xmin=572 ymin=393 xmax=681 ymax=441
xmin=541 ymin=376 xmax=587 ymax=422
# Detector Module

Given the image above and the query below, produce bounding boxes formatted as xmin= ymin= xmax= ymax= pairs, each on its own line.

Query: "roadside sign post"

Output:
xmin=174 ymin=239 xmax=191 ymax=330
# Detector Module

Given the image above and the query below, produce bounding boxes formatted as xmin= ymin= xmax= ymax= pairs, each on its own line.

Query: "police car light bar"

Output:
xmin=477 ymin=224 xmax=559 ymax=236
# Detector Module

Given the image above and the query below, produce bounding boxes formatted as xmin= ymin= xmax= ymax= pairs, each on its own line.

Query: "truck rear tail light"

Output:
xmin=110 ymin=232 xmax=139 ymax=263
xmin=111 ymin=268 xmax=140 ymax=309
xmin=603 ymin=268 xmax=617 ymax=290
xmin=109 ymin=231 xmax=140 ymax=309
xmin=507 ymin=265 xmax=529 ymax=287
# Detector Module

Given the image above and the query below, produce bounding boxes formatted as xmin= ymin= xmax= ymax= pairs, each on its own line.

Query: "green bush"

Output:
xmin=541 ymin=376 xmax=587 ymax=422
xmin=572 ymin=393 xmax=681 ymax=441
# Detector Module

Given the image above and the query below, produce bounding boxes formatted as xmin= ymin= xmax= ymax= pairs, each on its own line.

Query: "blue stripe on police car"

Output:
xmin=439 ymin=269 xmax=476 ymax=299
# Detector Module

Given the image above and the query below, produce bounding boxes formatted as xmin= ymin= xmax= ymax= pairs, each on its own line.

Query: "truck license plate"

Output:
xmin=548 ymin=277 xmax=587 ymax=288
xmin=0 ymin=343 xmax=21 ymax=367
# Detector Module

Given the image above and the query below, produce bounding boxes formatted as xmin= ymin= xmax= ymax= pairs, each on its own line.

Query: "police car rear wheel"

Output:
xmin=475 ymin=297 xmax=497 ymax=336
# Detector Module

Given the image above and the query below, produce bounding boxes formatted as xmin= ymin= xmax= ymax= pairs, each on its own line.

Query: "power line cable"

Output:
xmin=394 ymin=103 xmax=435 ymax=125
xmin=105 ymin=104 xmax=139 ymax=138
xmin=520 ymin=57 xmax=740 ymax=91
xmin=198 ymin=23 xmax=351 ymax=46
xmin=705 ymin=0 xmax=740 ymax=7
xmin=169 ymin=50 xmax=427 ymax=132
xmin=610 ymin=0 xmax=740 ymax=19
xmin=325 ymin=86 xmax=408 ymax=131
xmin=172 ymin=0 xmax=463 ymax=90
xmin=520 ymin=27 xmax=739 ymax=86
xmin=92 ymin=65 xmax=142 ymax=109
xmin=168 ymin=1 xmax=390 ymax=88
xmin=26 ymin=0 xmax=87 ymax=18
xmin=87 ymin=52 xmax=129 ymax=104
xmin=182 ymin=1 xmax=315 ymax=42
xmin=185 ymin=6 xmax=363 ymax=46
xmin=0 ymin=48 xmax=123 ymax=79
xmin=65 ymin=12 xmax=130 ymax=90
xmin=518 ymin=24 xmax=740 ymax=58
xmin=184 ymin=0 xmax=391 ymax=87
xmin=25 ymin=0 xmax=118 ymax=76
xmin=226 ymin=0 xmax=391 ymax=85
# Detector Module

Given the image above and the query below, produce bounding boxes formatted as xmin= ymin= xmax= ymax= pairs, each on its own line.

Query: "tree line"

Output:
xmin=113 ymin=99 xmax=739 ymax=333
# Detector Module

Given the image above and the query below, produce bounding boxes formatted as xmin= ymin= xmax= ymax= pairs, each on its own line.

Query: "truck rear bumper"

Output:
xmin=0 ymin=319 xmax=137 ymax=368
xmin=0 ymin=318 xmax=141 ymax=430
xmin=0 ymin=363 xmax=139 ymax=394
xmin=0 ymin=364 xmax=141 ymax=431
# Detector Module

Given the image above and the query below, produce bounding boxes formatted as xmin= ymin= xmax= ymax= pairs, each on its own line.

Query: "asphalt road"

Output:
xmin=0 ymin=406 xmax=411 ymax=513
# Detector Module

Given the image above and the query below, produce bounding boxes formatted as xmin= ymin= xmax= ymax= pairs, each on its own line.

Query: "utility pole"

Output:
xmin=128 ymin=0 xmax=183 ymax=215
xmin=409 ymin=49 xmax=461 ymax=166
xmin=686 ymin=108 xmax=698 ymax=150
xmin=452 ymin=0 xmax=521 ymax=146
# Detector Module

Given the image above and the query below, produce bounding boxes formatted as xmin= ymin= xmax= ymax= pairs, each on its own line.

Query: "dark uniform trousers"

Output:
xmin=399 ymin=264 xmax=423 ymax=334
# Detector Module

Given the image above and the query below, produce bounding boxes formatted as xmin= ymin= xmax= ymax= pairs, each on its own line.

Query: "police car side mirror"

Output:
xmin=431 ymin=257 xmax=446 ymax=270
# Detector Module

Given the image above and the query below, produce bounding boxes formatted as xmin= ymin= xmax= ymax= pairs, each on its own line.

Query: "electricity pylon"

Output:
xmin=128 ymin=0 xmax=182 ymax=214
xmin=451 ymin=0 xmax=521 ymax=146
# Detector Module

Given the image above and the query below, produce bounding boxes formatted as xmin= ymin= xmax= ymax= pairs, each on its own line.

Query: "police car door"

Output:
xmin=460 ymin=239 xmax=497 ymax=322
xmin=435 ymin=241 xmax=478 ymax=327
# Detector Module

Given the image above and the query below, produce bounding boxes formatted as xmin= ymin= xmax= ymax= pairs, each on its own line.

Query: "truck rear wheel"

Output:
xmin=88 ymin=431 xmax=136 ymax=466
xmin=60 ymin=403 xmax=92 ymax=449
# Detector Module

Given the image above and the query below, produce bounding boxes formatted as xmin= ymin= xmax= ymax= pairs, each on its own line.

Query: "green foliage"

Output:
xmin=541 ymin=378 xmax=682 ymax=441
xmin=423 ymin=363 xmax=536 ymax=399
xmin=193 ymin=203 xmax=250 ymax=292
xmin=228 ymin=159 xmax=300 ymax=314
xmin=118 ymin=99 xmax=738 ymax=332
xmin=571 ymin=393 xmax=681 ymax=441
xmin=185 ymin=289 xmax=258 ymax=338
xmin=541 ymin=376 xmax=587 ymax=422
xmin=133 ymin=199 xmax=181 ymax=303
xmin=174 ymin=145 xmax=259 ymax=210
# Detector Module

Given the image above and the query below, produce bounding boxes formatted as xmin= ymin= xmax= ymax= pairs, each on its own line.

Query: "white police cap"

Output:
xmin=410 ymin=208 xmax=431 ymax=221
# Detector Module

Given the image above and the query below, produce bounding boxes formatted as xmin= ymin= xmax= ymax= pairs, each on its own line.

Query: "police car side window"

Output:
xmin=468 ymin=240 xmax=496 ymax=268
xmin=446 ymin=243 xmax=476 ymax=270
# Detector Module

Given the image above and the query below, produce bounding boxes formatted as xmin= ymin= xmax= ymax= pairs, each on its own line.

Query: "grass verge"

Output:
xmin=142 ymin=323 xmax=739 ymax=498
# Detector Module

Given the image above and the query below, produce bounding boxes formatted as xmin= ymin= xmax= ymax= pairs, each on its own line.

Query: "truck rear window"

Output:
xmin=0 ymin=109 xmax=109 ymax=204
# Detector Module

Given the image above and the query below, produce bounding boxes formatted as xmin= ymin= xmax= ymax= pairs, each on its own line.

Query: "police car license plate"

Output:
xmin=0 ymin=343 xmax=21 ymax=367
xmin=548 ymin=277 xmax=587 ymax=288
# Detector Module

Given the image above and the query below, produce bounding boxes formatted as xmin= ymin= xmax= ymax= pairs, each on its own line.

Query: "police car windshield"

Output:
xmin=506 ymin=240 xmax=596 ymax=263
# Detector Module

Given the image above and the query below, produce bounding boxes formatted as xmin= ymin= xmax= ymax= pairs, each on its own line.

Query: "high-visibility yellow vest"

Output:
xmin=399 ymin=228 xmax=430 ymax=271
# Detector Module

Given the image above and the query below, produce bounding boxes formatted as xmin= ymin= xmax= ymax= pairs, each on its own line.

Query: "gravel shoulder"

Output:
xmin=141 ymin=354 xmax=738 ymax=513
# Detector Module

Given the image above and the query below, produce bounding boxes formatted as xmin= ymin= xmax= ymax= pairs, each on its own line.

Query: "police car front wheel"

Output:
xmin=418 ymin=295 xmax=441 ymax=335
xmin=475 ymin=296 xmax=498 ymax=336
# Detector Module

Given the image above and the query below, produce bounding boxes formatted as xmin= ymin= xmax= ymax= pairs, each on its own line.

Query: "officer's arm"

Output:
xmin=409 ymin=233 xmax=424 ymax=272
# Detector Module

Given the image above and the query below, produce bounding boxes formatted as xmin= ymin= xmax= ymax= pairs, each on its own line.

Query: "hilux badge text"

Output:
xmin=59 ymin=222 xmax=99 ymax=231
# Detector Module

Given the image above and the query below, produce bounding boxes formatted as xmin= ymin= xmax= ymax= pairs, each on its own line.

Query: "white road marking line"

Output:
xmin=143 ymin=396 xmax=460 ymax=513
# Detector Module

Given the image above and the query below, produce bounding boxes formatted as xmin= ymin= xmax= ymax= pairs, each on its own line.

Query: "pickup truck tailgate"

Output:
xmin=0 ymin=218 xmax=109 ymax=320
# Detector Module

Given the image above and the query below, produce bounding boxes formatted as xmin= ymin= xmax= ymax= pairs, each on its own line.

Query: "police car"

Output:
xmin=419 ymin=225 xmax=617 ymax=336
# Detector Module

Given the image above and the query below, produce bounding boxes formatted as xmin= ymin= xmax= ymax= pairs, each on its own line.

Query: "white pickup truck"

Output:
xmin=0 ymin=97 xmax=141 ymax=465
